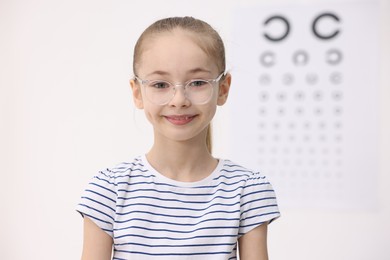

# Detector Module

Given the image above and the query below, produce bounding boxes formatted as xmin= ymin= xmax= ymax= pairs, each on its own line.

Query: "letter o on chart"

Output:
xmin=293 ymin=50 xmax=309 ymax=66
xmin=260 ymin=51 xmax=276 ymax=67
xmin=326 ymin=49 xmax=343 ymax=65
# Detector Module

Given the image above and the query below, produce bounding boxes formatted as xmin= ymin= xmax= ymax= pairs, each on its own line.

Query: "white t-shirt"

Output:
xmin=76 ymin=155 xmax=280 ymax=259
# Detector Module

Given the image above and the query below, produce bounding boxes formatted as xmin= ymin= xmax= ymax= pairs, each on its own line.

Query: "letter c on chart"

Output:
xmin=312 ymin=12 xmax=341 ymax=40
xmin=263 ymin=15 xmax=290 ymax=42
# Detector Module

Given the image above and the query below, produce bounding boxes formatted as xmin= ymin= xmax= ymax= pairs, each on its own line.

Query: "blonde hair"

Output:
xmin=133 ymin=16 xmax=226 ymax=154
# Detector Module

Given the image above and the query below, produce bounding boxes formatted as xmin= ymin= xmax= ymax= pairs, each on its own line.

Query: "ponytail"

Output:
xmin=206 ymin=124 xmax=212 ymax=154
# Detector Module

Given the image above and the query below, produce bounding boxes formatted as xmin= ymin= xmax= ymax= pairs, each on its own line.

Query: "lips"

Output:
xmin=164 ymin=115 xmax=197 ymax=125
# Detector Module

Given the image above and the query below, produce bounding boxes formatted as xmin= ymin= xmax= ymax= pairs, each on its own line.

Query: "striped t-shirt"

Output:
xmin=76 ymin=155 xmax=280 ymax=259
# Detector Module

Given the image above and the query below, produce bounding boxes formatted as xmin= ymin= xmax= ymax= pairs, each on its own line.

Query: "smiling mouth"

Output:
xmin=164 ymin=115 xmax=197 ymax=125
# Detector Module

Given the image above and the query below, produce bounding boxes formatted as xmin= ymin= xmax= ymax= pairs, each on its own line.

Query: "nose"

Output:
xmin=168 ymin=85 xmax=191 ymax=107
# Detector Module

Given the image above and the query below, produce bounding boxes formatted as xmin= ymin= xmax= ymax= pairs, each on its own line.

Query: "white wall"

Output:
xmin=1 ymin=0 xmax=389 ymax=259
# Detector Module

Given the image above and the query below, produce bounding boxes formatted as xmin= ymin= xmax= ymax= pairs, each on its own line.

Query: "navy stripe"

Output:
xmin=114 ymin=249 xmax=231 ymax=256
xmin=241 ymin=190 xmax=273 ymax=201
xmin=238 ymin=216 xmax=280 ymax=236
xmin=108 ymin=167 xmax=147 ymax=173
xmin=220 ymin=169 xmax=254 ymax=174
xmin=78 ymin=204 xmax=115 ymax=221
xmin=222 ymin=162 xmax=245 ymax=167
xmin=243 ymin=182 xmax=270 ymax=190
xmin=116 ymin=209 xmax=241 ymax=219
xmin=79 ymin=211 xmax=113 ymax=226
xmin=213 ymin=173 xmax=250 ymax=181
xmin=115 ymin=241 xmax=236 ymax=248
xmin=247 ymin=176 xmax=267 ymax=182
xmin=117 ymin=201 xmax=240 ymax=212
xmin=85 ymin=188 xmax=116 ymax=203
xmin=239 ymin=220 xmax=266 ymax=229
xmin=241 ymin=196 xmax=278 ymax=208
xmin=241 ymin=211 xmax=280 ymax=223
xmin=241 ymin=204 xmax=279 ymax=216
xmin=81 ymin=196 xmax=115 ymax=212
xmin=114 ymin=233 xmax=237 ymax=241
xmin=241 ymin=188 xmax=274 ymax=201
xmin=89 ymin=182 xmax=116 ymax=195
xmin=114 ymin=225 xmax=239 ymax=234
xmin=115 ymin=217 xmax=239 ymax=226
xmin=103 ymin=168 xmax=149 ymax=175
xmin=117 ymin=186 xmax=244 ymax=197
xmin=94 ymin=176 xmax=118 ymax=187
xmin=117 ymin=161 xmax=144 ymax=165
xmin=117 ymin=193 xmax=241 ymax=204
xmin=116 ymin=180 xmax=246 ymax=188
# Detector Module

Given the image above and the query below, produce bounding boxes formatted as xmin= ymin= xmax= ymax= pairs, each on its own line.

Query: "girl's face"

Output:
xmin=130 ymin=29 xmax=230 ymax=144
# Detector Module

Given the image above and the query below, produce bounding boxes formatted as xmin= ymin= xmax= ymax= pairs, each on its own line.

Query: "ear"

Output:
xmin=130 ymin=79 xmax=144 ymax=109
xmin=217 ymin=73 xmax=231 ymax=106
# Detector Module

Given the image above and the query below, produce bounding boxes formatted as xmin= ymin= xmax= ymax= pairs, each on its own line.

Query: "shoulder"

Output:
xmin=223 ymin=160 xmax=280 ymax=235
xmin=84 ymin=156 xmax=147 ymax=193
xmin=219 ymin=159 xmax=278 ymax=212
xmin=76 ymin=157 xmax=146 ymax=214
xmin=219 ymin=159 xmax=270 ymax=185
xmin=76 ymin=156 xmax=150 ymax=237
xmin=96 ymin=156 xmax=146 ymax=180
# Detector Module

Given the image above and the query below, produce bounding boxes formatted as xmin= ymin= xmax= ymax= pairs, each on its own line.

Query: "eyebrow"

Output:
xmin=144 ymin=68 xmax=213 ymax=78
xmin=145 ymin=70 xmax=170 ymax=78
xmin=188 ymin=68 xmax=213 ymax=75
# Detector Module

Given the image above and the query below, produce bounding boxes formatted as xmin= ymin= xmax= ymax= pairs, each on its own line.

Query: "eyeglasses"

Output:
xmin=134 ymin=72 xmax=226 ymax=105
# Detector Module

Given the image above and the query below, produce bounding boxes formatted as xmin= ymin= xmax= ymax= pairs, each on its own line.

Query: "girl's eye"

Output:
xmin=189 ymin=80 xmax=207 ymax=87
xmin=150 ymin=81 xmax=170 ymax=89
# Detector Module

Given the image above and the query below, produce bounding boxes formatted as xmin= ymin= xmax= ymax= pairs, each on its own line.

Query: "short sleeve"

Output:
xmin=76 ymin=169 xmax=117 ymax=237
xmin=239 ymin=172 xmax=280 ymax=237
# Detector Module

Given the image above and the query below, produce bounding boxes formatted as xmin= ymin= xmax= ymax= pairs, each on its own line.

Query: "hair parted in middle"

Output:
xmin=132 ymin=16 xmax=226 ymax=76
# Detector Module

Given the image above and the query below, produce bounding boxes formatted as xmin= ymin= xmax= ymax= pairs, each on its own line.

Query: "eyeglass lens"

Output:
xmin=145 ymin=80 xmax=214 ymax=105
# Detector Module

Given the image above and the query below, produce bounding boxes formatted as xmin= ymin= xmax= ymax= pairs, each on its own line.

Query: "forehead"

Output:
xmin=137 ymin=30 xmax=218 ymax=77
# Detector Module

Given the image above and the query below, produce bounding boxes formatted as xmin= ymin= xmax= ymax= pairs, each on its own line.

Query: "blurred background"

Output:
xmin=1 ymin=0 xmax=389 ymax=259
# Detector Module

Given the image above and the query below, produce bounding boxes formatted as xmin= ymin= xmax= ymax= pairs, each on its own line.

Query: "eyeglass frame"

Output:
xmin=133 ymin=71 xmax=227 ymax=105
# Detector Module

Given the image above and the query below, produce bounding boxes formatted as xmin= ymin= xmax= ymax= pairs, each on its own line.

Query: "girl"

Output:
xmin=77 ymin=16 xmax=280 ymax=260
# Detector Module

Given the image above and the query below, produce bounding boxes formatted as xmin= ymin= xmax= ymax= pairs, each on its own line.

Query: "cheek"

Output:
xmin=212 ymin=88 xmax=220 ymax=99
xmin=204 ymin=103 xmax=217 ymax=120
xmin=143 ymin=104 xmax=160 ymax=123
xmin=207 ymin=88 xmax=219 ymax=105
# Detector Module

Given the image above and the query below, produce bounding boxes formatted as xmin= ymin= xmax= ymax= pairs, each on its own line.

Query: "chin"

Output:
xmin=158 ymin=127 xmax=208 ymax=144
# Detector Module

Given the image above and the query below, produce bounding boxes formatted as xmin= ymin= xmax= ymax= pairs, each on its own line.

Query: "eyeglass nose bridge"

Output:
xmin=171 ymin=82 xmax=191 ymax=94
xmin=170 ymin=83 xmax=190 ymax=101
xmin=171 ymin=82 xmax=188 ymax=90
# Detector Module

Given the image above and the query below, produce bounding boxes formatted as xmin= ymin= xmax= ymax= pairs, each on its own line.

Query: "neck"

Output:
xmin=146 ymin=132 xmax=217 ymax=182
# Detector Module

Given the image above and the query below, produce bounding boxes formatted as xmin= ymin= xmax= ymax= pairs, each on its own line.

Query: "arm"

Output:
xmin=81 ymin=217 xmax=113 ymax=260
xmin=238 ymin=223 xmax=269 ymax=260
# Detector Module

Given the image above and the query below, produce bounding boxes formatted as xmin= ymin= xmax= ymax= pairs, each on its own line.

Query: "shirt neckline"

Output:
xmin=141 ymin=154 xmax=224 ymax=187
